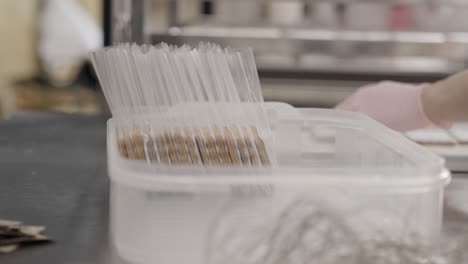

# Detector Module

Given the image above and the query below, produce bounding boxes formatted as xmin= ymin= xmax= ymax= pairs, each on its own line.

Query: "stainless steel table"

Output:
xmin=0 ymin=112 xmax=111 ymax=264
xmin=0 ymin=112 xmax=467 ymax=264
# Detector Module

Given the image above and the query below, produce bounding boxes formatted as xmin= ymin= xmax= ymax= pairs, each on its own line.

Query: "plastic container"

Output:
xmin=108 ymin=103 xmax=450 ymax=264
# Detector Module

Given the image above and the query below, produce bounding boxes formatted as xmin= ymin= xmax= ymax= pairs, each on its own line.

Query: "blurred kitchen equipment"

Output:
xmin=390 ymin=3 xmax=412 ymax=30
xmin=39 ymin=0 xmax=102 ymax=87
xmin=107 ymin=0 xmax=468 ymax=108
xmin=268 ymin=0 xmax=305 ymax=26
xmin=216 ymin=0 xmax=262 ymax=25
xmin=347 ymin=3 xmax=389 ymax=30
xmin=313 ymin=1 xmax=336 ymax=27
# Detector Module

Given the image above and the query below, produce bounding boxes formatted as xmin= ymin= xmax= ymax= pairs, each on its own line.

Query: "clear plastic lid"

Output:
xmin=107 ymin=103 xmax=450 ymax=190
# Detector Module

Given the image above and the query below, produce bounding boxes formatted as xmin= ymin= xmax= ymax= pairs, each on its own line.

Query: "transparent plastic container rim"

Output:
xmin=106 ymin=107 xmax=450 ymax=191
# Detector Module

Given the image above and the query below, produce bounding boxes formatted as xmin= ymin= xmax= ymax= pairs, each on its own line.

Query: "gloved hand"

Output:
xmin=336 ymin=70 xmax=468 ymax=132
xmin=335 ymin=81 xmax=449 ymax=132
xmin=423 ymin=70 xmax=468 ymax=125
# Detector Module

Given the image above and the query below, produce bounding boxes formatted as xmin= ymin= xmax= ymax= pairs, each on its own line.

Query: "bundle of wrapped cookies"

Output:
xmin=116 ymin=126 xmax=270 ymax=166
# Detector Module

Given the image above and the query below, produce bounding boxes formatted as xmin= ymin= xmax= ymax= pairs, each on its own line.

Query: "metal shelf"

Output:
xmin=154 ymin=25 xmax=468 ymax=44
xmin=150 ymin=24 xmax=468 ymax=78
xmin=258 ymin=55 xmax=463 ymax=76
xmin=206 ymin=0 xmax=468 ymax=7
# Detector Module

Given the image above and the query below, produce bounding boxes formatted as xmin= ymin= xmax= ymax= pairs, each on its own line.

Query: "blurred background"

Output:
xmin=2 ymin=2 xmax=468 ymax=261
xmin=0 ymin=0 xmax=106 ymax=118
xmin=3 ymin=0 xmax=468 ymax=120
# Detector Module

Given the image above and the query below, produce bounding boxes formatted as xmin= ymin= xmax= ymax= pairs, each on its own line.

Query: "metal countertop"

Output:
xmin=0 ymin=112 xmax=467 ymax=264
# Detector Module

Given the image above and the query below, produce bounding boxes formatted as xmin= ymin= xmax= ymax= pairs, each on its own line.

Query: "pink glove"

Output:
xmin=336 ymin=81 xmax=449 ymax=132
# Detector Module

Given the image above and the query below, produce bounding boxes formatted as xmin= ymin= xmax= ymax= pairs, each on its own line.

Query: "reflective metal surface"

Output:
xmin=107 ymin=0 xmax=468 ymax=106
